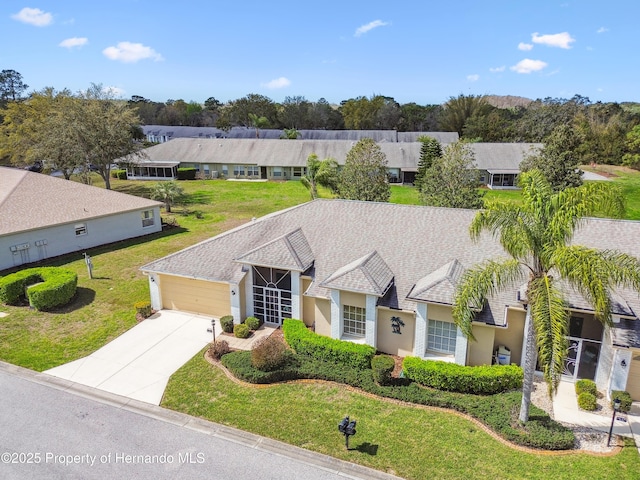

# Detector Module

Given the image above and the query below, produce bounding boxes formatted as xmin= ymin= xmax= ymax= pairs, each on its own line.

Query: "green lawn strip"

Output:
xmin=162 ymin=352 xmax=640 ymax=480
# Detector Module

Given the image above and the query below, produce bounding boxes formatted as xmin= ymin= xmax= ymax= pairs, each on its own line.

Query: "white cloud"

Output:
xmin=261 ymin=77 xmax=291 ymax=89
xmin=354 ymin=20 xmax=389 ymax=37
xmin=103 ymin=86 xmax=125 ymax=97
xmin=489 ymin=66 xmax=506 ymax=73
xmin=531 ymin=32 xmax=575 ymax=49
xmin=510 ymin=58 xmax=548 ymax=74
xmin=11 ymin=7 xmax=53 ymax=26
xmin=597 ymin=27 xmax=608 ymax=34
xmin=59 ymin=37 xmax=88 ymax=48
xmin=102 ymin=42 xmax=163 ymax=63
xmin=467 ymin=74 xmax=479 ymax=82
xmin=518 ymin=42 xmax=533 ymax=51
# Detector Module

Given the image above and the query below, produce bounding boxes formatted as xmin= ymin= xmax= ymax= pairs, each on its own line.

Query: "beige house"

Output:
xmin=141 ymin=200 xmax=640 ymax=400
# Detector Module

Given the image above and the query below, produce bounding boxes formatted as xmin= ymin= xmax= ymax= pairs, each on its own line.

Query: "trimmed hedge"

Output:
xmin=234 ymin=323 xmax=250 ymax=339
xmin=282 ymin=319 xmax=375 ymax=370
xmin=0 ymin=267 xmax=77 ymax=311
xmin=220 ymin=350 xmax=574 ymax=450
xmin=611 ymin=390 xmax=632 ymax=413
xmin=245 ymin=316 xmax=260 ymax=331
xmin=575 ymin=379 xmax=597 ymax=396
xmin=371 ymin=354 xmax=395 ymax=386
xmin=577 ymin=392 xmax=597 ymax=411
xmin=177 ymin=167 xmax=197 ymax=180
xmin=111 ymin=169 xmax=127 ymax=180
xmin=220 ymin=315 xmax=234 ymax=333
xmin=403 ymin=356 xmax=523 ymax=395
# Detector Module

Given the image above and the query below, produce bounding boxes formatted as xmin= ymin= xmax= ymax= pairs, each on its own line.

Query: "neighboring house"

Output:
xmin=125 ymin=138 xmax=538 ymax=186
xmin=141 ymin=125 xmax=459 ymax=144
xmin=0 ymin=167 xmax=163 ymax=271
xmin=141 ymin=199 xmax=640 ymax=401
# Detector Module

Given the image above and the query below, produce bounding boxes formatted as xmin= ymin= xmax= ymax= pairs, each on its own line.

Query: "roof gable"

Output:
xmin=234 ymin=228 xmax=314 ymax=271
xmin=319 ymin=250 xmax=394 ymax=296
xmin=406 ymin=259 xmax=464 ymax=304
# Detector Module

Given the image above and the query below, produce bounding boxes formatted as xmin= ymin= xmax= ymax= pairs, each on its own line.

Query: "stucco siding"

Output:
xmin=302 ymin=278 xmax=315 ymax=327
xmin=0 ymin=207 xmax=161 ymax=272
xmin=493 ymin=308 xmax=526 ymax=367
xmin=626 ymin=350 xmax=640 ymax=400
xmin=314 ymin=298 xmax=332 ymax=337
xmin=341 ymin=291 xmax=366 ymax=309
xmin=376 ymin=309 xmax=415 ymax=357
xmin=159 ymin=274 xmax=230 ymax=317
xmin=468 ymin=325 xmax=496 ymax=366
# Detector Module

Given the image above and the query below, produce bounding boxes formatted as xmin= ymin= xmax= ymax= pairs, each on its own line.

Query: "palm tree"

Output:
xmin=300 ymin=153 xmax=339 ymax=200
xmin=150 ymin=181 xmax=184 ymax=213
xmin=453 ymin=170 xmax=640 ymax=422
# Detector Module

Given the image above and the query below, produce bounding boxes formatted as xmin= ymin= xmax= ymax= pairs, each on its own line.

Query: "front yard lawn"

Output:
xmin=162 ymin=352 xmax=640 ymax=480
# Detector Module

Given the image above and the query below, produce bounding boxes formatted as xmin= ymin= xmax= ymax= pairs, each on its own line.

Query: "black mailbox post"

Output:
xmin=338 ymin=416 xmax=357 ymax=449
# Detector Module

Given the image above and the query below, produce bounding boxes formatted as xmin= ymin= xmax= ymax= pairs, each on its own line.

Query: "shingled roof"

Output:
xmin=234 ymin=228 xmax=314 ymax=271
xmin=319 ymin=250 xmax=394 ymax=296
xmin=142 ymin=199 xmax=640 ymax=327
xmin=0 ymin=167 xmax=161 ymax=236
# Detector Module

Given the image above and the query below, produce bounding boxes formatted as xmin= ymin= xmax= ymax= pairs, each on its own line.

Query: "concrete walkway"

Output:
xmin=45 ymin=310 xmax=214 ymax=405
xmin=553 ymin=380 xmax=640 ymax=453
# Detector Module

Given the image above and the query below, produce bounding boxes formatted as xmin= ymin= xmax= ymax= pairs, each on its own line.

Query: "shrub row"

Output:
xmin=282 ymin=319 xmax=375 ymax=370
xmin=233 ymin=323 xmax=250 ymax=339
xmin=111 ymin=169 xmax=127 ymax=180
xmin=177 ymin=168 xmax=197 ymax=180
xmin=371 ymin=354 xmax=395 ymax=386
xmin=402 ymin=356 xmax=523 ymax=395
xmin=0 ymin=267 xmax=77 ymax=310
xmin=220 ymin=349 xmax=574 ymax=450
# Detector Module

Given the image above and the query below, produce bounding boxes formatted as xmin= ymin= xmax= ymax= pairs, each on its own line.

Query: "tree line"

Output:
xmin=3 ymin=68 xmax=640 ymax=175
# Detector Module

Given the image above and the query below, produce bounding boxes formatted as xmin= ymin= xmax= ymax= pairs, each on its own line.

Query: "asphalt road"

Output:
xmin=0 ymin=363 xmax=400 ymax=480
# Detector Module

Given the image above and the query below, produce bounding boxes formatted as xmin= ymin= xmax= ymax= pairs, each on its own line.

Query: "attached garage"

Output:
xmin=627 ymin=351 xmax=640 ymax=401
xmin=159 ymin=274 xmax=230 ymax=318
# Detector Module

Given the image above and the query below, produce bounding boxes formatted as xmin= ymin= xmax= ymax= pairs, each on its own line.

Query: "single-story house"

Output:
xmin=125 ymin=137 xmax=540 ymax=188
xmin=141 ymin=199 xmax=640 ymax=400
xmin=0 ymin=167 xmax=162 ymax=271
xmin=141 ymin=125 xmax=460 ymax=144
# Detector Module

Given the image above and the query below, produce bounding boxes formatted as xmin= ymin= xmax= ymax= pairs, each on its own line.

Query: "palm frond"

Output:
xmin=528 ymin=275 xmax=568 ymax=395
xmin=453 ymin=258 xmax=524 ymax=340
xmin=553 ymin=246 xmax=640 ymax=323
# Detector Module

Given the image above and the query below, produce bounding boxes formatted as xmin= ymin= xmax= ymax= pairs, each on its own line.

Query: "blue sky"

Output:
xmin=2 ymin=1 xmax=638 ymax=105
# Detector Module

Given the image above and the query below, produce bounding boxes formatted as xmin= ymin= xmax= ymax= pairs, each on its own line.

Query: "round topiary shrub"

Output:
xmin=209 ymin=339 xmax=231 ymax=360
xmin=371 ymin=354 xmax=396 ymax=385
xmin=245 ymin=316 xmax=261 ymax=331
xmin=575 ymin=379 xmax=597 ymax=397
xmin=234 ymin=323 xmax=250 ymax=339
xmin=251 ymin=335 xmax=288 ymax=371
xmin=220 ymin=315 xmax=234 ymax=333
xmin=0 ymin=267 xmax=77 ymax=311
xmin=577 ymin=392 xmax=597 ymax=411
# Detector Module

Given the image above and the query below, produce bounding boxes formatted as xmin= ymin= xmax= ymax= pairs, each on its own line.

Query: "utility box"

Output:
xmin=497 ymin=345 xmax=511 ymax=365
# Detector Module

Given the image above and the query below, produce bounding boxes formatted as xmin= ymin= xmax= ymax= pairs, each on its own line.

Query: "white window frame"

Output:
xmin=343 ymin=305 xmax=366 ymax=337
xmin=272 ymin=167 xmax=283 ymax=177
xmin=247 ymin=165 xmax=259 ymax=177
xmin=141 ymin=209 xmax=155 ymax=227
xmin=233 ymin=165 xmax=245 ymax=177
xmin=75 ymin=223 xmax=87 ymax=236
xmin=427 ymin=319 xmax=457 ymax=355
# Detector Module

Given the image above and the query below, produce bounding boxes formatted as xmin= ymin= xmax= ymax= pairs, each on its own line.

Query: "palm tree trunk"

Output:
xmin=519 ymin=306 xmax=536 ymax=423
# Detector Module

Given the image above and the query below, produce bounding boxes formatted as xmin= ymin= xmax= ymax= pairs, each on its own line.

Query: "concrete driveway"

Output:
xmin=45 ymin=310 xmax=214 ymax=405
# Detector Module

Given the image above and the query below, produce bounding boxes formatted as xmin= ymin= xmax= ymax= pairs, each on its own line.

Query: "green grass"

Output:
xmin=0 ymin=177 xmax=312 ymax=371
xmin=162 ymin=352 xmax=640 ymax=480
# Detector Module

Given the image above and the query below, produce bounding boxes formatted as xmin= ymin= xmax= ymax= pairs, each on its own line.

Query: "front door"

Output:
xmin=558 ymin=316 xmax=603 ymax=382
xmin=562 ymin=337 xmax=601 ymax=381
